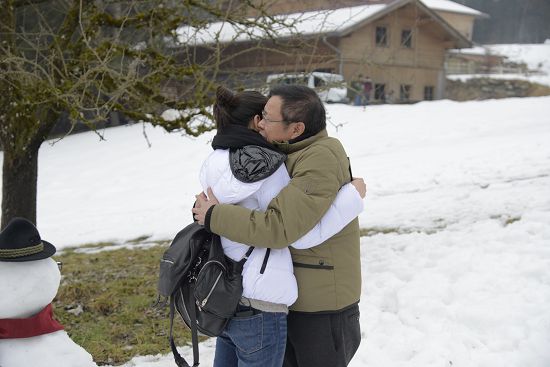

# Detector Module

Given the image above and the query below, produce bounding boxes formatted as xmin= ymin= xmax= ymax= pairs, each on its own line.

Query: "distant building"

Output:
xmin=252 ymin=0 xmax=486 ymax=41
xmin=445 ymin=47 xmax=524 ymax=75
xmin=179 ymin=0 xmax=488 ymax=102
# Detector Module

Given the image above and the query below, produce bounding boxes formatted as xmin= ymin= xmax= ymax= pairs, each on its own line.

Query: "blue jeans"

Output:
xmin=213 ymin=310 xmax=287 ymax=367
xmin=354 ymin=94 xmax=369 ymax=106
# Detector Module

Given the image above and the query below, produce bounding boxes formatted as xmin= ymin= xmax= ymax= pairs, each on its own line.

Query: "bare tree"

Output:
xmin=0 ymin=0 xmax=288 ymax=227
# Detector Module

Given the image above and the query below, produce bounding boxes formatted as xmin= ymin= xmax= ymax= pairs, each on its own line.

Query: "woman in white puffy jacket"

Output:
xmin=200 ymin=86 xmax=364 ymax=367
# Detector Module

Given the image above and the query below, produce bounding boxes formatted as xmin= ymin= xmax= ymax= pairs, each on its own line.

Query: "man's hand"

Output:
xmin=192 ymin=188 xmax=219 ymax=225
xmin=351 ymin=177 xmax=367 ymax=198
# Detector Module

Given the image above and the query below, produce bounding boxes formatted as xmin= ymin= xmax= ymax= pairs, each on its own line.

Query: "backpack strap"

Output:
xmin=188 ymin=284 xmax=200 ymax=367
xmin=260 ymin=249 xmax=271 ymax=275
xmin=238 ymin=246 xmax=255 ymax=266
xmin=347 ymin=157 xmax=353 ymax=181
xmin=169 ymin=293 xmax=199 ymax=367
xmin=238 ymin=246 xmax=270 ymax=275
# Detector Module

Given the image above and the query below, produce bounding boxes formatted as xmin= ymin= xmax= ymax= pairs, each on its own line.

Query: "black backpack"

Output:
xmin=157 ymin=222 xmax=254 ymax=367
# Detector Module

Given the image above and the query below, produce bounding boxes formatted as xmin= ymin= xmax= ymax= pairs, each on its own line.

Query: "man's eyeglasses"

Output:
xmin=261 ymin=110 xmax=288 ymax=124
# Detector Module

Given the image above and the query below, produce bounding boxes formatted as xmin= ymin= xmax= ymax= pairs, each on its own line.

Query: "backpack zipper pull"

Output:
xmin=201 ymin=270 xmax=223 ymax=307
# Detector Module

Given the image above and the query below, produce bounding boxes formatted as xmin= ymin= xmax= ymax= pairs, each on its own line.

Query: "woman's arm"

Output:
xmin=289 ymin=182 xmax=364 ymax=249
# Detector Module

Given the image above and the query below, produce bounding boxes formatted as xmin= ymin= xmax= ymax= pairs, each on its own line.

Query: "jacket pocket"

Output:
xmin=292 ymin=254 xmax=334 ymax=270
xmin=291 ymin=253 xmax=338 ymax=311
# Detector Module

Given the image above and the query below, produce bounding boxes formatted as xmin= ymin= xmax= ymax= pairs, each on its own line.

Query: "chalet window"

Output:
xmin=400 ymin=84 xmax=411 ymax=101
xmin=401 ymin=29 xmax=413 ymax=48
xmin=375 ymin=26 xmax=388 ymax=47
xmin=374 ymin=83 xmax=386 ymax=101
xmin=424 ymin=86 xmax=434 ymax=100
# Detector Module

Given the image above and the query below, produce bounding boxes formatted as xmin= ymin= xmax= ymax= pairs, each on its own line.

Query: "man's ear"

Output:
xmin=250 ymin=114 xmax=261 ymax=131
xmin=289 ymin=121 xmax=305 ymax=140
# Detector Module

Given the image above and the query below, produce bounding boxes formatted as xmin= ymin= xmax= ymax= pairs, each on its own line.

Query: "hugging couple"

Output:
xmin=192 ymin=84 xmax=366 ymax=367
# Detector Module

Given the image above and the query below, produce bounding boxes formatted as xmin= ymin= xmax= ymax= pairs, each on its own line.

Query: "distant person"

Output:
xmin=351 ymin=74 xmax=364 ymax=106
xmin=362 ymin=76 xmax=373 ymax=105
xmin=386 ymin=90 xmax=395 ymax=104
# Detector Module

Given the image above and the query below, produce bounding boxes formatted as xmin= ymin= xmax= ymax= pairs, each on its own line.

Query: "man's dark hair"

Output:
xmin=268 ymin=85 xmax=326 ymax=138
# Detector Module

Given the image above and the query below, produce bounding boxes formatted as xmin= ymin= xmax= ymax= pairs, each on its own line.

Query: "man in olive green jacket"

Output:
xmin=193 ymin=85 xmax=364 ymax=367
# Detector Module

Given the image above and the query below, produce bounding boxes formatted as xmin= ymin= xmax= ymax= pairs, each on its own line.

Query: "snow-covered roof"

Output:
xmin=448 ymin=46 xmax=489 ymax=55
xmin=176 ymin=0 xmax=477 ymax=46
xmin=279 ymin=4 xmax=388 ymax=36
xmin=420 ymin=0 xmax=485 ymax=17
xmin=176 ymin=4 xmax=386 ymax=45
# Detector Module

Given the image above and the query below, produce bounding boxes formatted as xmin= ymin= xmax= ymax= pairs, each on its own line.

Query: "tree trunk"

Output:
xmin=1 ymin=144 xmax=40 ymax=228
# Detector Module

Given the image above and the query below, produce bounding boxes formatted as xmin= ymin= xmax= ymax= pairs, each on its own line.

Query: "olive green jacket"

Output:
xmin=207 ymin=130 xmax=361 ymax=312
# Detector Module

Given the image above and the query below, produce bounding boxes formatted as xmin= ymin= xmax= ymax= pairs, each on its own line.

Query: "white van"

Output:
xmin=266 ymin=72 xmax=349 ymax=103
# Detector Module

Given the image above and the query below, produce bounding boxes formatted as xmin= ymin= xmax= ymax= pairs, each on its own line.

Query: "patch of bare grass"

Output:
xmin=53 ymin=243 xmax=193 ymax=365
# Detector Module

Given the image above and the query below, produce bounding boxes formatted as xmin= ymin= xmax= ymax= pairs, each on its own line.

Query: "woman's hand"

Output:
xmin=192 ymin=188 xmax=219 ymax=225
xmin=351 ymin=177 xmax=367 ymax=198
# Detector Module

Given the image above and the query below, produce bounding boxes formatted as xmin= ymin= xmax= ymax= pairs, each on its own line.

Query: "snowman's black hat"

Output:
xmin=0 ymin=217 xmax=56 ymax=262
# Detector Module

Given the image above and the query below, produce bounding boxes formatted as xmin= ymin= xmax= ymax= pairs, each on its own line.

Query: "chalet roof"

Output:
xmin=176 ymin=0 xmax=473 ymax=48
xmin=448 ymin=46 xmax=489 ymax=56
xmin=420 ymin=0 xmax=488 ymax=18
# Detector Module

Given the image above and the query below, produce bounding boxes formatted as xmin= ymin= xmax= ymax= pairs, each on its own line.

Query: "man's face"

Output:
xmin=257 ymin=96 xmax=297 ymax=143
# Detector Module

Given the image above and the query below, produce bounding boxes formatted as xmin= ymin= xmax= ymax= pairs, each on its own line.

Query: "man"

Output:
xmin=351 ymin=74 xmax=364 ymax=106
xmin=193 ymin=85 xmax=364 ymax=367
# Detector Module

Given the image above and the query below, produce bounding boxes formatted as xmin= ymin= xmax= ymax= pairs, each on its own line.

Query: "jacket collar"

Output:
xmin=212 ymin=125 xmax=277 ymax=151
xmin=274 ymin=129 xmax=328 ymax=154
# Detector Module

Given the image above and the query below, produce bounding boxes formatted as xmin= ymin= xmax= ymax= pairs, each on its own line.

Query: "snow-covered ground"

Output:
xmin=489 ymin=43 xmax=550 ymax=75
xmin=1 ymin=96 xmax=549 ymax=366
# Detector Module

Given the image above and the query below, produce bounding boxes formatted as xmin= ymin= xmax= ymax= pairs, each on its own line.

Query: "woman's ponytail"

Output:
xmin=214 ymin=86 xmax=239 ymax=130
xmin=213 ymin=85 xmax=267 ymax=131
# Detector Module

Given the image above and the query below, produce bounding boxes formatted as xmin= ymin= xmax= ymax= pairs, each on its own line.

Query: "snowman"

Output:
xmin=0 ymin=217 xmax=97 ymax=367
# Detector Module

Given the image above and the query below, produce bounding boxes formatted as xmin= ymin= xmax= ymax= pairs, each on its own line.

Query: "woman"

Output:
xmin=199 ymin=86 xmax=364 ymax=367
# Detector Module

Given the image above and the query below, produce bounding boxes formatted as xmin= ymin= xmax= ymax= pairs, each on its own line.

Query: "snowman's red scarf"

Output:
xmin=0 ymin=304 xmax=64 ymax=339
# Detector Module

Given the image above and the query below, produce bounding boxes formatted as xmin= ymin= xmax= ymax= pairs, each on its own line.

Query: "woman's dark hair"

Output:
xmin=213 ymin=86 xmax=267 ymax=130
xmin=268 ymin=85 xmax=326 ymax=138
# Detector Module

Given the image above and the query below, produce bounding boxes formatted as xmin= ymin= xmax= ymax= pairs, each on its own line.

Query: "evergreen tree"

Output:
xmin=456 ymin=0 xmax=550 ymax=43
